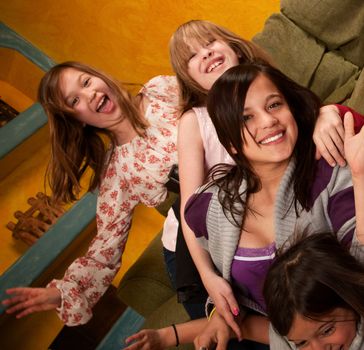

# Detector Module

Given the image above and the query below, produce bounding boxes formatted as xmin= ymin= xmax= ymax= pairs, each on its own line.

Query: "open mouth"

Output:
xmin=206 ymin=58 xmax=224 ymax=73
xmin=96 ymin=95 xmax=111 ymax=113
xmin=259 ymin=132 xmax=284 ymax=145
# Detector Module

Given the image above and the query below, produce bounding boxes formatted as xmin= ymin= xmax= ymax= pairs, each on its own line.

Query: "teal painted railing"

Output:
xmin=0 ymin=22 xmax=139 ymax=348
xmin=0 ymin=22 xmax=54 ymax=71
xmin=0 ymin=22 xmax=98 ymax=314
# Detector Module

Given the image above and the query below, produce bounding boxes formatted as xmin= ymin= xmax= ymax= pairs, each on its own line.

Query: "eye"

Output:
xmin=242 ymin=114 xmax=253 ymax=122
xmin=206 ymin=39 xmax=216 ymax=47
xmin=320 ymin=325 xmax=336 ymax=337
xmin=189 ymin=52 xmax=196 ymax=61
xmin=268 ymin=101 xmax=282 ymax=110
xmin=71 ymin=96 xmax=79 ymax=107
xmin=83 ymin=77 xmax=90 ymax=87
xmin=294 ymin=340 xmax=308 ymax=349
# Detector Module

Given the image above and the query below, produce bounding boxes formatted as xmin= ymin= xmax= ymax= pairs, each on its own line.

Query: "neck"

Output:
xmin=112 ymin=95 xmax=148 ymax=145
xmin=254 ymin=161 xmax=289 ymax=198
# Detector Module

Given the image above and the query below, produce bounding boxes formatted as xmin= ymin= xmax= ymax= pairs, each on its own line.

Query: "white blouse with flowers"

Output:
xmin=48 ymin=75 xmax=179 ymax=326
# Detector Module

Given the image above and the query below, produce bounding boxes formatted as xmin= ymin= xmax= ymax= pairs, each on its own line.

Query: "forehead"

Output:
xmin=59 ymin=68 xmax=84 ymax=99
xmin=244 ymin=74 xmax=280 ymax=104
xmin=287 ymin=308 xmax=355 ymax=341
xmin=178 ymin=31 xmax=221 ymax=61
xmin=287 ymin=313 xmax=323 ymax=340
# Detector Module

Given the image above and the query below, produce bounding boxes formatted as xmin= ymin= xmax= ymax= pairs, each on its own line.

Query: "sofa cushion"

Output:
xmin=281 ymin=0 xmax=364 ymax=67
xmin=117 ymin=231 xmax=176 ymax=317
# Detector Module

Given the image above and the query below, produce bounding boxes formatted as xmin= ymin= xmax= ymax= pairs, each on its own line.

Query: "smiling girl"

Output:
xmin=265 ymin=232 xmax=364 ymax=350
xmin=185 ymin=60 xmax=364 ymax=349
xmin=1 ymin=61 xmax=180 ymax=326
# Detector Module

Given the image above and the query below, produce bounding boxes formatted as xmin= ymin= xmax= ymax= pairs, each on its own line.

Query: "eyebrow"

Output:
xmin=243 ymin=93 xmax=282 ymax=111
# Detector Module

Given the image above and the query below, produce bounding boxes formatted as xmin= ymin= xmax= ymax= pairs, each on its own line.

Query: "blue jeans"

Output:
xmin=163 ymin=247 xmax=206 ymax=320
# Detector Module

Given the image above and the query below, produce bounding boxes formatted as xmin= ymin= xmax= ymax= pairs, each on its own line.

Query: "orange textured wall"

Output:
xmin=0 ymin=0 xmax=279 ymax=85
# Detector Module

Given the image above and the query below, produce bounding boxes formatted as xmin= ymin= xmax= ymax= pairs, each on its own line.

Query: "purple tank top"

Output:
xmin=231 ymin=242 xmax=276 ymax=313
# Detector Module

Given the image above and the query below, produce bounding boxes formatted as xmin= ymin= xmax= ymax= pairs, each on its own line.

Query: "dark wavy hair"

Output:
xmin=206 ymin=61 xmax=321 ymax=226
xmin=264 ymin=232 xmax=364 ymax=336
xmin=38 ymin=61 xmax=147 ymax=203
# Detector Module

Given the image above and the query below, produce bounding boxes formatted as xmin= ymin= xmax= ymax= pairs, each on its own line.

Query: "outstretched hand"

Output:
xmin=124 ymin=329 xmax=166 ymax=350
xmin=344 ymin=112 xmax=364 ymax=177
xmin=2 ymin=287 xmax=61 ymax=319
xmin=203 ymin=273 xmax=241 ymax=340
xmin=313 ymin=105 xmax=345 ymax=167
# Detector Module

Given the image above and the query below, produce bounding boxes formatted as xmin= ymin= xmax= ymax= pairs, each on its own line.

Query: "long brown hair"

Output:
xmin=206 ymin=61 xmax=321 ymax=226
xmin=38 ymin=61 xmax=148 ymax=203
xmin=264 ymin=232 xmax=364 ymax=336
xmin=169 ymin=20 xmax=271 ymax=113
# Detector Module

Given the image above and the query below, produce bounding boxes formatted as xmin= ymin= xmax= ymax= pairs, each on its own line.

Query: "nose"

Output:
xmin=202 ymin=48 xmax=213 ymax=60
xmin=80 ymin=89 xmax=96 ymax=104
xmin=258 ymin=110 xmax=278 ymax=129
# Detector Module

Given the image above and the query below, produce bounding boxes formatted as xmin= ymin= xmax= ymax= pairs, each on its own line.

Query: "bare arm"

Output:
xmin=124 ymin=319 xmax=207 ymax=350
xmin=178 ymin=110 xmax=241 ymax=338
xmin=343 ymin=112 xmax=364 ymax=240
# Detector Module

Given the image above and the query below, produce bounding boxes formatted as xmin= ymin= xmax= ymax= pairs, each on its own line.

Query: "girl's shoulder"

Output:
xmin=140 ymin=75 xmax=179 ymax=104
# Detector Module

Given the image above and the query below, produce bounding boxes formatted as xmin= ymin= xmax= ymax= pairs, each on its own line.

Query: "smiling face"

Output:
xmin=287 ymin=308 xmax=357 ymax=350
xmin=187 ymin=39 xmax=239 ymax=90
xmin=241 ymin=73 xmax=298 ymax=169
xmin=59 ymin=68 xmax=122 ymax=129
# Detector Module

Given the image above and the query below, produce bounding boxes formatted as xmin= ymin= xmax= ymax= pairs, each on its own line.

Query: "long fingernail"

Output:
xmin=233 ymin=307 xmax=239 ymax=316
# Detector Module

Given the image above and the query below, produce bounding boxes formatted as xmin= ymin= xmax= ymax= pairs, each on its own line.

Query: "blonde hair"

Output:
xmin=169 ymin=20 xmax=271 ymax=112
xmin=38 ymin=61 xmax=148 ymax=203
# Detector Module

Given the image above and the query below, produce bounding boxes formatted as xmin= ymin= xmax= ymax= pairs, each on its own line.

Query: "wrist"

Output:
xmin=159 ymin=326 xmax=175 ymax=348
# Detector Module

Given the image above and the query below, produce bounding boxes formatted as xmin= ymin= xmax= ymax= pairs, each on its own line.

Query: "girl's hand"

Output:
xmin=194 ymin=311 xmax=235 ymax=350
xmin=125 ymin=329 xmax=167 ymax=350
xmin=313 ymin=105 xmax=346 ymax=167
xmin=2 ymin=287 xmax=61 ymax=318
xmin=202 ymin=273 xmax=241 ymax=340
xmin=344 ymin=112 xmax=364 ymax=177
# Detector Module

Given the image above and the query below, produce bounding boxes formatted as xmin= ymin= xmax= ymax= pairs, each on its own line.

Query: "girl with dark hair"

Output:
xmin=184 ymin=60 xmax=364 ymax=348
xmin=1 ymin=61 xmax=180 ymax=326
xmin=264 ymin=232 xmax=364 ymax=349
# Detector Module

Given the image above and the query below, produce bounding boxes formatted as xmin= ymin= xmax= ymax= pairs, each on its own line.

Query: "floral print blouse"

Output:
xmin=48 ymin=75 xmax=179 ymax=325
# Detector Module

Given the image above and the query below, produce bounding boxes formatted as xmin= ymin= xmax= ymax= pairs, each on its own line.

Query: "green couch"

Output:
xmin=117 ymin=0 xmax=364 ymax=347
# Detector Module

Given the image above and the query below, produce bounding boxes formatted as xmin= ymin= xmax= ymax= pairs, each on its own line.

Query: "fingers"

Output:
xmin=2 ymin=287 xmax=58 ymax=318
xmin=344 ymin=112 xmax=355 ymax=139
xmin=125 ymin=332 xmax=144 ymax=344
xmin=4 ymin=294 xmax=43 ymax=315
xmin=215 ymin=297 xmax=241 ymax=340
xmin=313 ymin=130 xmax=345 ymax=167
xmin=222 ymin=311 xmax=241 ymax=341
xmin=224 ymin=291 xmax=239 ymax=317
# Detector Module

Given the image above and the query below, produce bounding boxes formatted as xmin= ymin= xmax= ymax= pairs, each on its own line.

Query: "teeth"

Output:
xmin=207 ymin=60 xmax=223 ymax=73
xmin=260 ymin=132 xmax=283 ymax=144
xmin=97 ymin=96 xmax=106 ymax=112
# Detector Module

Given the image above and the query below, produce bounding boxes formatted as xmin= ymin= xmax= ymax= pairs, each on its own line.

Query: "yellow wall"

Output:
xmin=0 ymin=0 xmax=279 ymax=85
xmin=0 ymin=1 xmax=280 ymax=349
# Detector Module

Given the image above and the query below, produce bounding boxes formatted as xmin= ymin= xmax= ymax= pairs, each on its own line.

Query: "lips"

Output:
xmin=259 ymin=131 xmax=284 ymax=145
xmin=206 ymin=57 xmax=224 ymax=73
